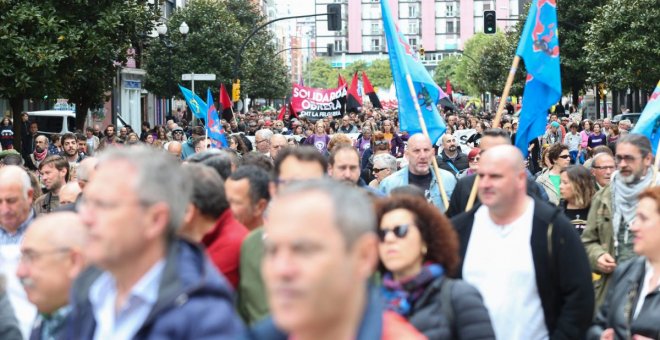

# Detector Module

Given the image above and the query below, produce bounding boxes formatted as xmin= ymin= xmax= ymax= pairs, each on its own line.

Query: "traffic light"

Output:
xmin=232 ymin=79 xmax=240 ymax=102
xmin=327 ymin=43 xmax=334 ymax=57
xmin=483 ymin=10 xmax=496 ymax=34
xmin=327 ymin=4 xmax=341 ymax=31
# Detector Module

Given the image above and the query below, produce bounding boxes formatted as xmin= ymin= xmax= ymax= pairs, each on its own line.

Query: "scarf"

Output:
xmin=611 ymin=167 xmax=658 ymax=254
xmin=381 ymin=263 xmax=444 ymax=317
xmin=33 ymin=148 xmax=47 ymax=162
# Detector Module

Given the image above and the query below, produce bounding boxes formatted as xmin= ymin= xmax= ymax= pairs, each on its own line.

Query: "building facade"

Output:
xmin=314 ymin=0 xmax=521 ymax=70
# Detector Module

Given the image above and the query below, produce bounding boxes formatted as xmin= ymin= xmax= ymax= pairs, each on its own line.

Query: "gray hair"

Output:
xmin=181 ymin=163 xmax=228 ymax=218
xmin=617 ymin=133 xmax=652 ymax=157
xmin=0 ymin=165 xmax=32 ymax=199
xmin=276 ymin=179 xmax=375 ymax=248
xmin=373 ymin=153 xmax=397 ymax=172
xmin=97 ymin=146 xmax=191 ymax=236
xmin=255 ymin=129 xmax=274 ymax=141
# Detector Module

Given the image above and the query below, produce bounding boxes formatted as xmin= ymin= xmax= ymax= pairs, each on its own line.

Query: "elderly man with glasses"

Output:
xmin=582 ymin=134 xmax=660 ymax=309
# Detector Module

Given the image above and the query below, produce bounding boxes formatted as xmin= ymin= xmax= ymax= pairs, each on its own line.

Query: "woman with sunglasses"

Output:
xmin=457 ymin=148 xmax=480 ymax=179
xmin=588 ymin=187 xmax=660 ymax=339
xmin=536 ymin=143 xmax=570 ymax=205
xmin=360 ymin=131 xmax=391 ymax=184
xmin=376 ymin=195 xmax=495 ymax=340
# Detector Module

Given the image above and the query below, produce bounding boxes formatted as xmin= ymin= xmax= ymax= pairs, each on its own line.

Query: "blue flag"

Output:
xmin=380 ymin=0 xmax=447 ymax=144
xmin=514 ymin=0 xmax=561 ymax=157
xmin=206 ymin=88 xmax=228 ymax=148
xmin=178 ymin=84 xmax=207 ymax=119
xmin=631 ymin=80 xmax=660 ymax=153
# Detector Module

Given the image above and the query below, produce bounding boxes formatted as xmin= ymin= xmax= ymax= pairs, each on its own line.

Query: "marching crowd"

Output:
xmin=0 ymin=103 xmax=658 ymax=340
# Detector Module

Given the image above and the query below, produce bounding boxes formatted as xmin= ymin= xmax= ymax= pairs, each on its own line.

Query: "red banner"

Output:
xmin=290 ymin=84 xmax=346 ymax=122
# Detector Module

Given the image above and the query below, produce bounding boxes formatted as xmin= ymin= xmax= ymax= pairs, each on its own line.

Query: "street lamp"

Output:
xmin=157 ymin=21 xmax=191 ymax=123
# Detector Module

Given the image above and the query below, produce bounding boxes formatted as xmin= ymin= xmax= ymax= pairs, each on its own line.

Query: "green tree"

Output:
xmin=585 ymin=0 xmax=659 ymax=92
xmin=144 ymin=0 xmax=289 ymax=103
xmin=433 ymin=55 xmax=462 ymax=92
xmin=306 ymin=58 xmax=335 ymax=88
xmin=365 ymin=59 xmax=392 ymax=89
xmin=0 ymin=0 xmax=157 ymax=138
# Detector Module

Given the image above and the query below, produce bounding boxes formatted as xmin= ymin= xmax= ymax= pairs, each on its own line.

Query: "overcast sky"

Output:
xmin=274 ymin=0 xmax=314 ymax=16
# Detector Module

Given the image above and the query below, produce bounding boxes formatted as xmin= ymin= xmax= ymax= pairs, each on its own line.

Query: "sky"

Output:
xmin=274 ymin=0 xmax=314 ymax=16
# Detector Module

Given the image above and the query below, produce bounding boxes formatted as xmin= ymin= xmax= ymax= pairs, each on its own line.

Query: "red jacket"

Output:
xmin=201 ymin=209 xmax=248 ymax=289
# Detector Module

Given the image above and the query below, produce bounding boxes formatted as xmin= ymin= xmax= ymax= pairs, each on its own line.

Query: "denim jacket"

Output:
xmin=379 ymin=166 xmax=456 ymax=212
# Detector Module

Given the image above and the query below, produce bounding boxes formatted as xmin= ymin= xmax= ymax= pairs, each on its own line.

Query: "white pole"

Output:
xmin=191 ymin=72 xmax=195 ymax=127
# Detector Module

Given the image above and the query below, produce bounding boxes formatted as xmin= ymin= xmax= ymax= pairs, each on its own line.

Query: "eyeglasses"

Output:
xmin=470 ymin=157 xmax=480 ymax=162
xmin=615 ymin=155 xmax=641 ymax=164
xmin=373 ymin=167 xmax=389 ymax=173
xmin=558 ymin=154 xmax=570 ymax=159
xmin=173 ymin=131 xmax=183 ymax=135
xmin=374 ymin=140 xmax=389 ymax=146
xmin=20 ymin=248 xmax=70 ymax=265
xmin=377 ymin=224 xmax=410 ymax=242
xmin=256 ymin=139 xmax=269 ymax=144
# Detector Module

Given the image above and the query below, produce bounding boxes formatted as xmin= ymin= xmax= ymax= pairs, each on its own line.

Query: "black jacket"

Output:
xmin=446 ymin=172 xmax=548 ymax=218
xmin=408 ymin=277 xmax=495 ymax=340
xmin=451 ymin=199 xmax=595 ymax=340
xmin=436 ymin=151 xmax=469 ymax=177
xmin=587 ymin=257 xmax=660 ymax=340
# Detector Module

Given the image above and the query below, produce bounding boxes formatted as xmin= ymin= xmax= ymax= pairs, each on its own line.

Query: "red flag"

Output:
xmin=361 ymin=71 xmax=382 ymax=109
xmin=219 ymin=84 xmax=234 ymax=121
xmin=346 ymin=72 xmax=362 ymax=113
xmin=277 ymin=104 xmax=287 ymax=120
xmin=445 ymin=78 xmax=453 ymax=101
xmin=338 ymin=73 xmax=347 ymax=88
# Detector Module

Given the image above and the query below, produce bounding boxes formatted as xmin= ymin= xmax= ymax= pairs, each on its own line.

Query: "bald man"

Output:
xmin=0 ymin=166 xmax=35 ymax=245
xmin=451 ymin=145 xmax=594 ymax=339
xmin=167 ymin=141 xmax=183 ymax=160
xmin=17 ymin=212 xmax=87 ymax=340
xmin=58 ymin=182 xmax=81 ymax=206
xmin=76 ymin=157 xmax=98 ymax=191
xmin=379 ymin=133 xmax=456 ymax=212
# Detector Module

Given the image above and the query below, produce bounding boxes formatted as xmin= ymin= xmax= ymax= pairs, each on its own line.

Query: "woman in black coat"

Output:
xmin=588 ymin=187 xmax=660 ymax=340
xmin=375 ymin=195 xmax=495 ymax=340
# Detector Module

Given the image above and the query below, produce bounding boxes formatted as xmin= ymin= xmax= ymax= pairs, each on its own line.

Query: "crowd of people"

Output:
xmin=0 ymin=103 xmax=658 ymax=340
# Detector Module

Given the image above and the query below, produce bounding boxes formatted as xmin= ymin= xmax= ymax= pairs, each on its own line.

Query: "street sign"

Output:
xmin=181 ymin=73 xmax=216 ymax=81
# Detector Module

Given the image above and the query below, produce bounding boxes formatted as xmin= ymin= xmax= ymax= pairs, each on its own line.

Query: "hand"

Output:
xmin=600 ymin=328 xmax=614 ymax=340
xmin=597 ymin=253 xmax=617 ymax=274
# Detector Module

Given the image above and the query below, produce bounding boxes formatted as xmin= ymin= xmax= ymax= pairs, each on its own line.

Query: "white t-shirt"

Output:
xmin=463 ymin=199 xmax=549 ymax=340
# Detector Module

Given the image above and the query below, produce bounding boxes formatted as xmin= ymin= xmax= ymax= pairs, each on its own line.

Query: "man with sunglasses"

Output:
xmin=582 ymin=134 xmax=660 ymax=308
xmin=16 ymin=212 xmax=87 ymax=340
xmin=452 ymin=145 xmax=594 ymax=339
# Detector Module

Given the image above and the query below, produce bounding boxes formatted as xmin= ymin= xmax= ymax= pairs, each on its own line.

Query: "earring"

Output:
xmin=421 ymin=246 xmax=427 ymax=255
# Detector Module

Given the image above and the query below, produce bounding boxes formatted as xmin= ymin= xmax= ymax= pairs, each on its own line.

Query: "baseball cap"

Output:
xmin=550 ymin=121 xmax=560 ymax=128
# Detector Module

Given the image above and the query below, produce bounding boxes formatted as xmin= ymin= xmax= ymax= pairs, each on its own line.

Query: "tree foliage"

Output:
xmin=0 ymin=0 xmax=157 ymax=130
xmin=585 ymin=0 xmax=659 ymax=92
xmin=144 ymin=0 xmax=289 ymax=102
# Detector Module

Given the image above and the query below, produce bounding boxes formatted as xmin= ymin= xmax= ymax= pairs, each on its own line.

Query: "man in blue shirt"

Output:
xmin=0 ymin=166 xmax=35 ymax=246
xmin=68 ymin=146 xmax=243 ymax=339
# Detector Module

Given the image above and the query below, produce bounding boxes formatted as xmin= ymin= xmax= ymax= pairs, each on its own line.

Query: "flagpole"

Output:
xmin=404 ymin=74 xmax=449 ymax=209
xmin=465 ymin=55 xmax=520 ymax=212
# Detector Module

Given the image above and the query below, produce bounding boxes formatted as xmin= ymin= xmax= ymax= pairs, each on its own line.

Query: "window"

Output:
xmin=408 ymin=21 xmax=419 ymax=34
xmin=446 ymin=5 xmax=454 ymax=17
xmin=371 ymin=22 xmax=381 ymax=35
xmin=408 ymin=4 xmax=418 ymax=18
xmin=334 ymin=40 xmax=343 ymax=52
xmin=408 ymin=38 xmax=417 ymax=50
xmin=446 ymin=21 xmax=454 ymax=33
xmin=483 ymin=3 xmax=491 ymax=11
xmin=371 ymin=38 xmax=381 ymax=51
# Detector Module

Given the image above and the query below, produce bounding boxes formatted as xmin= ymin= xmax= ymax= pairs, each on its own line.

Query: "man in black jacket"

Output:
xmin=436 ymin=134 xmax=469 ymax=176
xmin=446 ymin=128 xmax=547 ymax=217
xmin=451 ymin=145 xmax=594 ymax=340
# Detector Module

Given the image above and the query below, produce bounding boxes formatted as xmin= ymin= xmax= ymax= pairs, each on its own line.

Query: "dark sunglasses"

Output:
xmin=373 ymin=167 xmax=388 ymax=173
xmin=558 ymin=154 xmax=570 ymax=159
xmin=377 ymin=224 xmax=410 ymax=242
